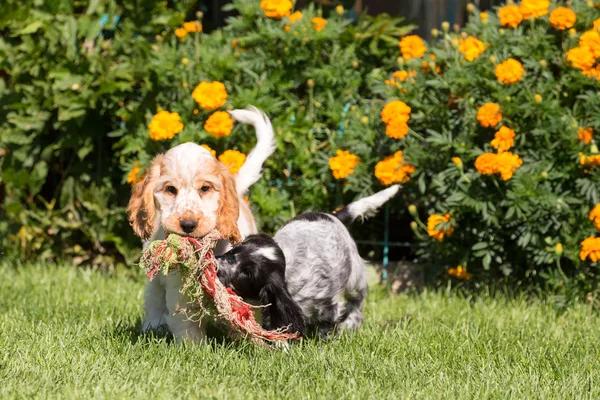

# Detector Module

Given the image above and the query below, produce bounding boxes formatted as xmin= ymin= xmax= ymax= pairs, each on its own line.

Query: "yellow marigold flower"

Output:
xmin=578 ymin=127 xmax=594 ymax=145
xmin=491 ymin=126 xmax=516 ymax=152
xmin=184 ymin=21 xmax=202 ymax=33
xmin=580 ymin=30 xmax=600 ymax=58
xmin=589 ymin=204 xmax=600 ymax=231
xmin=175 ymin=28 xmax=187 ymax=38
xmin=148 ymin=111 xmax=184 ymax=141
xmin=480 ymin=12 xmax=488 ymax=22
xmin=427 ymin=214 xmax=454 ymax=242
xmin=566 ymin=46 xmax=596 ymax=70
xmin=381 ymin=100 xmax=411 ymax=124
xmin=374 ymin=151 xmax=416 ymax=185
xmin=498 ymin=5 xmax=522 ymax=28
xmin=580 ymin=236 xmax=600 ymax=262
xmin=549 ymin=7 xmax=576 ymax=30
xmin=475 ymin=152 xmax=523 ymax=180
xmin=126 ymin=162 xmax=142 ymax=185
xmin=218 ymin=150 xmax=246 ymax=175
xmin=520 ymin=0 xmax=550 ymax=19
xmin=385 ymin=118 xmax=409 ymax=139
xmin=289 ymin=10 xmax=303 ymax=24
xmin=393 ymin=70 xmax=416 ymax=82
xmin=204 ymin=111 xmax=234 ymax=138
xmin=312 ymin=17 xmax=328 ymax=32
xmin=399 ymin=35 xmax=427 ymax=60
xmin=580 ymin=153 xmax=600 ymax=166
xmin=458 ymin=36 xmax=486 ymax=61
xmin=448 ymin=265 xmax=472 ymax=280
xmin=192 ymin=81 xmax=228 ymax=111
xmin=495 ymin=58 xmax=525 ymax=84
xmin=200 ymin=144 xmax=216 ymax=157
xmin=260 ymin=0 xmax=292 ymax=19
xmin=328 ymin=150 xmax=360 ymax=179
xmin=477 ymin=103 xmax=502 ymax=128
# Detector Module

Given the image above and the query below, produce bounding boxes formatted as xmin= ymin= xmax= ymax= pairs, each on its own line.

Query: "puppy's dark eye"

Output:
xmin=166 ymin=185 xmax=177 ymax=195
xmin=200 ymin=185 xmax=210 ymax=193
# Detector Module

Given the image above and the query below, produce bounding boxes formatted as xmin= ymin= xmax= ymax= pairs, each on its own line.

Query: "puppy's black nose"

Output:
xmin=179 ymin=220 xmax=197 ymax=233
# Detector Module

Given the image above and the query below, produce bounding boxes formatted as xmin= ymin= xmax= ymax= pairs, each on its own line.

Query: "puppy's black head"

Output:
xmin=216 ymin=233 xmax=305 ymax=337
xmin=216 ymin=234 xmax=285 ymax=300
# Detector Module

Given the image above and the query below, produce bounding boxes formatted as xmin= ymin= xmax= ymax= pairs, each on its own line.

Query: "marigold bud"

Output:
xmin=410 ymin=221 xmax=418 ymax=232
xmin=352 ymin=60 xmax=359 ymax=68
xmin=505 ymin=96 xmax=511 ymax=102
xmin=587 ymin=0 xmax=594 ymax=7
xmin=354 ymin=33 xmax=361 ymax=39
xmin=466 ymin=3 xmax=475 ymax=13
xmin=360 ymin=116 xmax=369 ymax=125
xmin=489 ymin=55 xmax=497 ymax=64
xmin=307 ymin=79 xmax=315 ymax=88
xmin=397 ymin=57 xmax=405 ymax=66
xmin=408 ymin=204 xmax=418 ymax=218
xmin=506 ymin=0 xmax=514 ymax=4
xmin=431 ymin=28 xmax=440 ymax=38
xmin=591 ymin=143 xmax=599 ymax=154
xmin=555 ymin=243 xmax=563 ymax=256
xmin=541 ymin=171 xmax=548 ymax=179
xmin=499 ymin=29 xmax=505 ymax=35
xmin=336 ymin=5 xmax=344 ymax=15
xmin=569 ymin=29 xmax=577 ymax=38
xmin=539 ymin=60 xmax=547 ymax=68
xmin=534 ymin=94 xmax=542 ymax=103
xmin=181 ymin=57 xmax=189 ymax=65
xmin=451 ymin=38 xmax=459 ymax=48
xmin=453 ymin=24 xmax=460 ymax=32
xmin=71 ymin=83 xmax=80 ymax=91
xmin=441 ymin=21 xmax=450 ymax=32
xmin=452 ymin=157 xmax=463 ymax=169
xmin=196 ymin=11 xmax=204 ymax=19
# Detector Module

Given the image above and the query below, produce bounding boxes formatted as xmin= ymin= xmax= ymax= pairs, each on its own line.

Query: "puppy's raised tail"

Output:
xmin=333 ymin=185 xmax=400 ymax=225
xmin=228 ymin=106 xmax=276 ymax=195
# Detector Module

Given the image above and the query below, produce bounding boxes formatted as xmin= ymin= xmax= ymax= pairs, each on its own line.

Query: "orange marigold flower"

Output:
xmin=381 ymin=100 xmax=411 ymax=124
xmin=204 ymin=111 xmax=234 ymax=138
xmin=126 ymin=161 xmax=142 ymax=185
xmin=475 ymin=152 xmax=523 ymax=180
xmin=289 ymin=10 xmax=303 ymax=24
xmin=260 ymin=0 xmax=292 ymax=19
xmin=184 ymin=21 xmax=202 ymax=33
xmin=491 ymin=126 xmax=516 ymax=152
xmin=580 ymin=153 xmax=600 ymax=166
xmin=200 ymin=144 xmax=216 ymax=157
xmin=458 ymin=36 xmax=486 ymax=61
xmin=374 ymin=151 xmax=415 ymax=185
xmin=312 ymin=17 xmax=328 ymax=32
xmin=566 ymin=46 xmax=596 ymax=70
xmin=477 ymin=103 xmax=502 ymax=128
xmin=149 ymin=111 xmax=184 ymax=141
xmin=448 ymin=265 xmax=472 ymax=280
xmin=580 ymin=236 xmax=600 ymax=262
xmin=495 ymin=58 xmax=525 ymax=84
xmin=427 ymin=214 xmax=454 ymax=242
xmin=192 ymin=81 xmax=228 ymax=111
xmin=580 ymin=30 xmax=600 ymax=58
xmin=589 ymin=204 xmax=600 ymax=231
xmin=549 ymin=7 xmax=576 ymax=30
xmin=385 ymin=118 xmax=409 ymax=139
xmin=578 ymin=127 xmax=594 ymax=145
xmin=583 ymin=66 xmax=600 ymax=80
xmin=328 ymin=150 xmax=360 ymax=179
xmin=399 ymin=35 xmax=427 ymax=60
xmin=520 ymin=0 xmax=550 ymax=19
xmin=594 ymin=18 xmax=600 ymax=31
xmin=218 ymin=150 xmax=246 ymax=175
xmin=498 ymin=5 xmax=523 ymax=28
xmin=175 ymin=28 xmax=187 ymax=38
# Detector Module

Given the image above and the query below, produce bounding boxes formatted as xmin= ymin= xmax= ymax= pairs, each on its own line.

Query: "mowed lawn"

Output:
xmin=1 ymin=263 xmax=599 ymax=399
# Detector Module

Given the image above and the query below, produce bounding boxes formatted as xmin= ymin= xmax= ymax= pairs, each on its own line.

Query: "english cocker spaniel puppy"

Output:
xmin=128 ymin=106 xmax=275 ymax=343
xmin=216 ymin=185 xmax=400 ymax=339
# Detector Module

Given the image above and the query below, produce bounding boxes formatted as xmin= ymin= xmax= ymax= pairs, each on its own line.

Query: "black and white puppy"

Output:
xmin=216 ymin=185 xmax=400 ymax=338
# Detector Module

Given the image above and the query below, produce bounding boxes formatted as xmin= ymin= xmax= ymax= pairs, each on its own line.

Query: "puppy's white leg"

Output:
xmin=163 ymin=272 xmax=206 ymax=344
xmin=142 ymin=278 xmax=168 ymax=332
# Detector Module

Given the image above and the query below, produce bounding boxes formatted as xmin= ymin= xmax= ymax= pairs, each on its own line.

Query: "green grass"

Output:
xmin=1 ymin=263 xmax=599 ymax=399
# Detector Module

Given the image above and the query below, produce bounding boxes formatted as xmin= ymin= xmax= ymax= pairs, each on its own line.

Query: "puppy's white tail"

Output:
xmin=333 ymin=185 xmax=400 ymax=225
xmin=228 ymin=106 xmax=276 ymax=194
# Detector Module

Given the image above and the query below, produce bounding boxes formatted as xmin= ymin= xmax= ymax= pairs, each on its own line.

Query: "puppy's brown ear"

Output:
xmin=216 ymin=168 xmax=242 ymax=244
xmin=127 ymin=155 xmax=163 ymax=240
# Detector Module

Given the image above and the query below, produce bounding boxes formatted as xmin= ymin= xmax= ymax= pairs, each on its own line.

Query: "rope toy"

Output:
xmin=139 ymin=230 xmax=300 ymax=345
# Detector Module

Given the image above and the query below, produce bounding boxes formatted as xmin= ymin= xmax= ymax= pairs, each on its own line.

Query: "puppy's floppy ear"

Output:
xmin=260 ymin=279 xmax=305 ymax=337
xmin=216 ymin=168 xmax=242 ymax=244
xmin=127 ymin=155 xmax=163 ymax=240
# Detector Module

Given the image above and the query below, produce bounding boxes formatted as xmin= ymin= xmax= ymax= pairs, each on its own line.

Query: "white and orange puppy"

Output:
xmin=127 ymin=106 xmax=275 ymax=343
